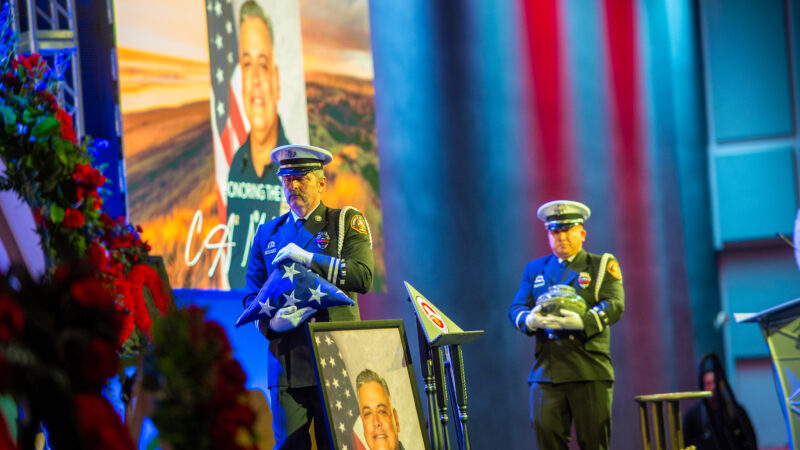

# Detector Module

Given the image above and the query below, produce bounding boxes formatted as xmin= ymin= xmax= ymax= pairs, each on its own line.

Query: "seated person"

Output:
xmin=683 ymin=353 xmax=757 ymax=450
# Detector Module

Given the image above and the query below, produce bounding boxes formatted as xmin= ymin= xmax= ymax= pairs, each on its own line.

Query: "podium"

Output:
xmin=736 ymin=296 xmax=800 ymax=448
xmin=404 ymin=282 xmax=483 ymax=450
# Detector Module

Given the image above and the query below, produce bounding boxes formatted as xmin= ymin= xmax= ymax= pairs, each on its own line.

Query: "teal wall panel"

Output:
xmin=721 ymin=247 xmax=800 ymax=359
xmin=715 ymin=147 xmax=797 ymax=242
xmin=704 ymin=0 xmax=794 ymax=141
xmin=700 ymin=3 xmax=800 ymax=446
xmin=734 ymin=358 xmax=788 ymax=448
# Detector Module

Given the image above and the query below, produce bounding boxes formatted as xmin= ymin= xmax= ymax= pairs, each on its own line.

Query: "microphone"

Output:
xmin=776 ymin=232 xmax=798 ymax=251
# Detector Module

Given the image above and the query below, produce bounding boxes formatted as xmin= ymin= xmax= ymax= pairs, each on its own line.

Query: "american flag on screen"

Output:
xmin=205 ymin=0 xmax=249 ymax=218
xmin=314 ymin=331 xmax=367 ymax=450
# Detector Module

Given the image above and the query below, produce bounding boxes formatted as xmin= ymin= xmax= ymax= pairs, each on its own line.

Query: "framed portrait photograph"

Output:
xmin=308 ymin=320 xmax=430 ymax=450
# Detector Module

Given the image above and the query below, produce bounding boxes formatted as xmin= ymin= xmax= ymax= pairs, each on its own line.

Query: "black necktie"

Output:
xmin=559 ymin=260 xmax=568 ymax=281
xmin=296 ymin=218 xmax=305 ymax=232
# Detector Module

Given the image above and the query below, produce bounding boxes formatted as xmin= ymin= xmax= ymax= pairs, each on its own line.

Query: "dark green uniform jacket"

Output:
xmin=509 ymin=249 xmax=625 ymax=383
xmin=243 ymin=202 xmax=374 ymax=388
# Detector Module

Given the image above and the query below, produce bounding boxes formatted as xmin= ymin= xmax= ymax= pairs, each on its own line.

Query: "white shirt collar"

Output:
xmin=558 ymin=254 xmax=578 ymax=265
xmin=290 ymin=201 xmax=321 ymax=223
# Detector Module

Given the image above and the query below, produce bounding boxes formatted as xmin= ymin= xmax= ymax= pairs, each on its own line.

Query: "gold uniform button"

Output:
xmin=568 ymin=335 xmax=575 ymax=340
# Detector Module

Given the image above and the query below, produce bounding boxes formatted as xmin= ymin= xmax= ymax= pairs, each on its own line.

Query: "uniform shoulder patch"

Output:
xmin=606 ymin=259 xmax=622 ymax=280
xmin=350 ymin=214 xmax=368 ymax=234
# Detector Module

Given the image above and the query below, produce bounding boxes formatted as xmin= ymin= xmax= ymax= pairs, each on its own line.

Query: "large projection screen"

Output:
xmin=115 ymin=0 xmax=384 ymax=291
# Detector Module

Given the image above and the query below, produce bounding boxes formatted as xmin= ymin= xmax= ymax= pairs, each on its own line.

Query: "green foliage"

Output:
xmin=0 ymin=52 xmax=110 ymax=269
xmin=31 ymin=115 xmax=59 ymax=138
xmin=0 ymin=104 xmax=15 ymax=124
xmin=361 ymin=163 xmax=380 ymax=196
xmin=50 ymin=203 xmax=64 ymax=223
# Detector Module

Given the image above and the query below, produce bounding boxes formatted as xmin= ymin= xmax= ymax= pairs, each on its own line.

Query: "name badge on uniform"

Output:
xmin=578 ymin=272 xmax=592 ymax=289
xmin=533 ymin=275 xmax=545 ymax=288
xmin=264 ymin=241 xmax=276 ymax=255
xmin=315 ymin=231 xmax=330 ymax=250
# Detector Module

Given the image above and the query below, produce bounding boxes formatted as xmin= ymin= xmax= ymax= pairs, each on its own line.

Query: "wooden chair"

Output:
xmin=634 ymin=391 xmax=711 ymax=450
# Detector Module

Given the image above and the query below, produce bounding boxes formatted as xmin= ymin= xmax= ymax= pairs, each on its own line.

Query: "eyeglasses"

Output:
xmin=280 ymin=174 xmax=312 ymax=185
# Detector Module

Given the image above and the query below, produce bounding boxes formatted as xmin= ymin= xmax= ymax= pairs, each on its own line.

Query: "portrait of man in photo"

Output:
xmin=310 ymin=326 xmax=428 ymax=450
xmin=356 ymin=368 xmax=404 ymax=450
xmin=225 ymin=0 xmax=288 ymax=289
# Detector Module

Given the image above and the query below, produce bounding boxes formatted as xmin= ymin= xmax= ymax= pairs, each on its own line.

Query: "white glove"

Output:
xmin=272 ymin=243 xmax=313 ymax=268
xmin=525 ymin=305 xmax=549 ymax=331
xmin=268 ymin=306 xmax=317 ymax=332
xmin=543 ymin=309 xmax=584 ymax=330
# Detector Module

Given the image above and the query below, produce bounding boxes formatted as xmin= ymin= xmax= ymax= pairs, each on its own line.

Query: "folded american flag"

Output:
xmin=235 ymin=261 xmax=355 ymax=328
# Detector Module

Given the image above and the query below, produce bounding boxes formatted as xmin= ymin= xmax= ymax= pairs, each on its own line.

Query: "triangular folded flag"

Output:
xmin=235 ymin=261 xmax=355 ymax=327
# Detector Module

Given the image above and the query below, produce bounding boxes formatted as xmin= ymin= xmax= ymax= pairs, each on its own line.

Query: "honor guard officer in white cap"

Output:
xmin=509 ymin=200 xmax=625 ymax=450
xmin=241 ymin=144 xmax=374 ymax=449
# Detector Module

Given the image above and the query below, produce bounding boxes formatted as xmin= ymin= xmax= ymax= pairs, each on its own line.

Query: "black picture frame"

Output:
xmin=308 ymin=319 xmax=431 ymax=450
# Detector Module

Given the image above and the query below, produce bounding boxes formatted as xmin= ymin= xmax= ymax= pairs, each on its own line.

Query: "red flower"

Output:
xmin=133 ymin=295 xmax=151 ymax=333
xmin=211 ymin=402 xmax=257 ymax=449
xmin=213 ymin=359 xmax=247 ymax=401
xmin=117 ymin=304 xmax=135 ymax=345
xmin=56 ymin=108 xmax=76 ymax=142
xmin=56 ymin=107 xmax=73 ymax=127
xmin=121 ymin=235 xmax=133 ymax=248
xmin=114 ymin=267 xmax=157 ymax=335
xmin=74 ymin=394 xmax=134 ymax=450
xmin=0 ymin=294 xmax=24 ymax=341
xmin=89 ymin=190 xmax=103 ymax=210
xmin=77 ymin=164 xmax=106 ymax=189
xmin=205 ymin=321 xmax=232 ymax=356
xmin=33 ymin=208 xmax=43 ymax=225
xmin=88 ymin=242 xmax=109 ymax=270
xmin=100 ymin=212 xmax=114 ymax=228
xmin=1 ymin=72 xmax=19 ymax=90
xmin=73 ymin=163 xmax=106 ymax=189
xmin=54 ymin=266 xmax=69 ymax=282
xmin=62 ymin=208 xmax=85 ymax=228
xmin=70 ymin=277 xmax=114 ymax=309
xmin=88 ymin=172 xmax=105 ymax=189
xmin=130 ymin=264 xmax=170 ymax=314
xmin=39 ymin=90 xmax=57 ymax=110
xmin=80 ymin=338 xmax=119 ymax=390
xmin=73 ymin=164 xmax=87 ymax=182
